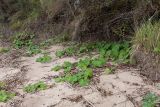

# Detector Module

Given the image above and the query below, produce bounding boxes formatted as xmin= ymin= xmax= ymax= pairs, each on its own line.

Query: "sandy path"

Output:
xmin=0 ymin=45 xmax=159 ymax=107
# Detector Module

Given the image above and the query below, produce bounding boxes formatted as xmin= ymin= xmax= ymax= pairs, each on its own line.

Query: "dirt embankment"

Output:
xmin=133 ymin=51 xmax=160 ymax=81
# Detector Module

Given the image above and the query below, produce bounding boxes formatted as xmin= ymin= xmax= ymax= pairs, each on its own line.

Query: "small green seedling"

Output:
xmin=77 ymin=58 xmax=91 ymax=70
xmin=55 ymin=50 xmax=65 ymax=58
xmin=36 ymin=55 xmax=52 ymax=63
xmin=92 ymin=57 xmax=106 ymax=68
xmin=78 ymin=46 xmax=88 ymax=53
xmin=65 ymin=47 xmax=75 ymax=56
xmin=54 ymin=63 xmax=93 ymax=87
xmin=0 ymin=90 xmax=15 ymax=102
xmin=51 ymin=65 xmax=62 ymax=72
xmin=142 ymin=93 xmax=160 ymax=107
xmin=27 ymin=45 xmax=41 ymax=55
xmin=105 ymin=67 xmax=115 ymax=74
xmin=63 ymin=61 xmax=73 ymax=73
xmin=24 ymin=81 xmax=48 ymax=93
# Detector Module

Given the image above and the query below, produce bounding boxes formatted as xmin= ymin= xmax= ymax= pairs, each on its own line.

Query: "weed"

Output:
xmin=65 ymin=47 xmax=75 ymax=56
xmin=53 ymin=41 xmax=131 ymax=87
xmin=24 ymin=81 xmax=47 ymax=93
xmin=63 ymin=61 xmax=73 ymax=73
xmin=55 ymin=42 xmax=131 ymax=63
xmin=36 ymin=55 xmax=52 ymax=63
xmin=92 ymin=57 xmax=106 ymax=68
xmin=13 ymin=32 xmax=35 ymax=49
xmin=55 ymin=50 xmax=65 ymax=58
xmin=111 ymin=43 xmax=120 ymax=59
xmin=78 ymin=46 xmax=88 ymax=53
xmin=77 ymin=58 xmax=91 ymax=70
xmin=0 ymin=90 xmax=15 ymax=102
xmin=142 ymin=93 xmax=160 ymax=107
xmin=53 ymin=59 xmax=94 ymax=87
xmin=55 ymin=68 xmax=93 ymax=87
xmin=0 ymin=47 xmax=9 ymax=53
xmin=26 ymin=43 xmax=41 ymax=55
xmin=105 ymin=66 xmax=116 ymax=74
xmin=51 ymin=65 xmax=62 ymax=72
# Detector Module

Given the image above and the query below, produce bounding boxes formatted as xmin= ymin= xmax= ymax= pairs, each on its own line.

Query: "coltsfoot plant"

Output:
xmin=24 ymin=81 xmax=48 ymax=93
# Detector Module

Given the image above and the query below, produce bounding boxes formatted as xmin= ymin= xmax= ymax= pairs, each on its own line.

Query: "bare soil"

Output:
xmin=0 ymin=45 xmax=159 ymax=107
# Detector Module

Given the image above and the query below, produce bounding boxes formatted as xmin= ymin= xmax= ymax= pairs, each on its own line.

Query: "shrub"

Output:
xmin=13 ymin=31 xmax=35 ymax=49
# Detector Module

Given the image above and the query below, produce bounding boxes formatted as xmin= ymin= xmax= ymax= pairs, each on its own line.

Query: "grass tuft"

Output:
xmin=133 ymin=21 xmax=160 ymax=53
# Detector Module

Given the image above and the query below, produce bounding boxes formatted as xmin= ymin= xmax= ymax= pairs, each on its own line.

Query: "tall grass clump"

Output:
xmin=133 ymin=21 xmax=160 ymax=53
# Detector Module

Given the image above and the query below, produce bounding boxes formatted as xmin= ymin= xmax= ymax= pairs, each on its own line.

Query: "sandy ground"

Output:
xmin=0 ymin=45 xmax=159 ymax=107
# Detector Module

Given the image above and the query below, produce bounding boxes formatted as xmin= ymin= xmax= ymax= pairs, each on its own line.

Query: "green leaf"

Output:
xmin=51 ymin=65 xmax=62 ymax=72
xmin=92 ymin=57 xmax=106 ymax=68
xmin=84 ymin=68 xmax=93 ymax=78
xmin=78 ymin=58 xmax=91 ymax=69
xmin=24 ymin=81 xmax=47 ymax=93
xmin=36 ymin=55 xmax=52 ymax=63
xmin=79 ymin=79 xmax=89 ymax=86
xmin=65 ymin=47 xmax=75 ymax=56
xmin=64 ymin=66 xmax=72 ymax=73
xmin=63 ymin=61 xmax=73 ymax=73
xmin=0 ymin=90 xmax=15 ymax=102
xmin=111 ymin=44 xmax=120 ymax=59
xmin=63 ymin=61 xmax=72 ymax=68
xmin=55 ymin=50 xmax=65 ymax=58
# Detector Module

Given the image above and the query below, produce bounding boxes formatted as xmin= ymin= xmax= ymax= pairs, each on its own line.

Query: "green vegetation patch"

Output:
xmin=13 ymin=31 xmax=35 ymax=49
xmin=27 ymin=44 xmax=41 ymax=56
xmin=53 ymin=42 xmax=130 ymax=87
xmin=36 ymin=54 xmax=52 ymax=63
xmin=142 ymin=93 xmax=160 ymax=107
xmin=53 ymin=58 xmax=105 ymax=86
xmin=0 ymin=90 xmax=15 ymax=102
xmin=55 ymin=42 xmax=131 ymax=63
xmin=0 ymin=82 xmax=15 ymax=102
xmin=55 ymin=67 xmax=93 ymax=87
xmin=24 ymin=81 xmax=48 ymax=93
xmin=51 ymin=65 xmax=62 ymax=72
xmin=12 ymin=31 xmax=42 ymax=56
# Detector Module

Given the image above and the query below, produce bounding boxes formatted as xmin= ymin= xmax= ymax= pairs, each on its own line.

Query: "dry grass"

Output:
xmin=133 ymin=21 xmax=160 ymax=53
